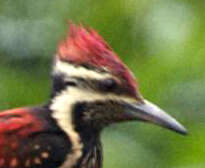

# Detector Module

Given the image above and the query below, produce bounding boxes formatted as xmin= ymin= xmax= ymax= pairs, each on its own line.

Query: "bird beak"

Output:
xmin=124 ymin=100 xmax=187 ymax=135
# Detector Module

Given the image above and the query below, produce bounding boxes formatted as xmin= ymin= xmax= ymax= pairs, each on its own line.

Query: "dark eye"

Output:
xmin=99 ymin=78 xmax=117 ymax=91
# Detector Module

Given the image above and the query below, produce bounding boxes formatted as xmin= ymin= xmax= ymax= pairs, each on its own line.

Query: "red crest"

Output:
xmin=57 ymin=23 xmax=140 ymax=98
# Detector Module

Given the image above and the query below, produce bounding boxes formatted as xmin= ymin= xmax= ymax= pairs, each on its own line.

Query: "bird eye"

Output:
xmin=99 ymin=78 xmax=117 ymax=91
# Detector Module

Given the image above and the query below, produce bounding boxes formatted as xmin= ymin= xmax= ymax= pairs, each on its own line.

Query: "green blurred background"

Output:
xmin=0 ymin=0 xmax=204 ymax=167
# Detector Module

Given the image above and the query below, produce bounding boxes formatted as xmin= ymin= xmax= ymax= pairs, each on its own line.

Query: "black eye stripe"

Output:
xmin=72 ymin=77 xmax=118 ymax=92
xmin=64 ymin=81 xmax=77 ymax=86
xmin=52 ymin=75 xmax=66 ymax=93
xmin=51 ymin=74 xmax=78 ymax=98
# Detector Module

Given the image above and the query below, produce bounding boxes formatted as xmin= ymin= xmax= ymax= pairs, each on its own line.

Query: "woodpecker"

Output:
xmin=0 ymin=23 xmax=187 ymax=168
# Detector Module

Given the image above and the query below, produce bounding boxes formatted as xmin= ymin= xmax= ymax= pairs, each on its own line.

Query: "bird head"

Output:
xmin=50 ymin=23 xmax=187 ymax=135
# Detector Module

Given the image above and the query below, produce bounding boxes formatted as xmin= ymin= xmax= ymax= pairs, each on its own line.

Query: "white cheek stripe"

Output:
xmin=54 ymin=60 xmax=113 ymax=80
xmin=50 ymin=87 xmax=137 ymax=168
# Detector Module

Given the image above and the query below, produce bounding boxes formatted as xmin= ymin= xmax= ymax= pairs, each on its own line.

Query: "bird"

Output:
xmin=0 ymin=23 xmax=187 ymax=168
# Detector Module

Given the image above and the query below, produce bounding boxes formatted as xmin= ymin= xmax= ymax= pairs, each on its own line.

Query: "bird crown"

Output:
xmin=57 ymin=23 xmax=138 ymax=97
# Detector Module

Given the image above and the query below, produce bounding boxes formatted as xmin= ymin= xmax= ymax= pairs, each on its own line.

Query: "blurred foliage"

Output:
xmin=0 ymin=0 xmax=204 ymax=168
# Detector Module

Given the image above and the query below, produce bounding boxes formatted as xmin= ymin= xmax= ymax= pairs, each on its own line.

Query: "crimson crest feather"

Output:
xmin=57 ymin=23 xmax=139 ymax=98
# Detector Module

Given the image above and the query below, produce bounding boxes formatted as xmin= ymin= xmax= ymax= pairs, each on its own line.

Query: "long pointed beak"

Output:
xmin=124 ymin=100 xmax=187 ymax=135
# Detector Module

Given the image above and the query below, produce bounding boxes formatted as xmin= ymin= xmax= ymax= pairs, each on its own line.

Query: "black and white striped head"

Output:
xmin=50 ymin=23 xmax=187 ymax=134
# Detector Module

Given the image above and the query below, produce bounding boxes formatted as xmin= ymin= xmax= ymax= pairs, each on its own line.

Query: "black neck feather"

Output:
xmin=73 ymin=103 xmax=103 ymax=168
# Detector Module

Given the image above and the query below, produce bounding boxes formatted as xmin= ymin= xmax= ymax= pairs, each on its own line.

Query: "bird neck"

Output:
xmin=72 ymin=104 xmax=103 ymax=168
xmin=48 ymin=93 xmax=103 ymax=168
xmin=74 ymin=124 xmax=103 ymax=168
